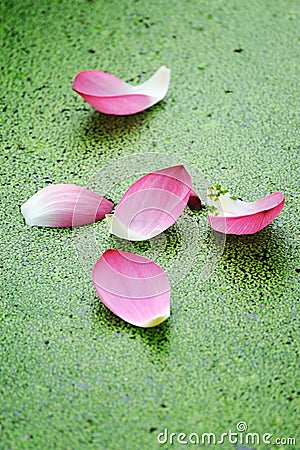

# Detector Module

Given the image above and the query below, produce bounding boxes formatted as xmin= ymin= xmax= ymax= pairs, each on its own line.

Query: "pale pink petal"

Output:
xmin=72 ymin=66 xmax=170 ymax=115
xmin=92 ymin=249 xmax=170 ymax=327
xmin=21 ymin=184 xmax=114 ymax=227
xmin=208 ymin=189 xmax=285 ymax=235
xmin=107 ymin=165 xmax=192 ymax=240
xmin=188 ymin=188 xmax=202 ymax=210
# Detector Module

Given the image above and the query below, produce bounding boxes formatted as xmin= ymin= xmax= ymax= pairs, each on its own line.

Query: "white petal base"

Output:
xmin=106 ymin=213 xmax=149 ymax=241
xmin=141 ymin=313 xmax=170 ymax=328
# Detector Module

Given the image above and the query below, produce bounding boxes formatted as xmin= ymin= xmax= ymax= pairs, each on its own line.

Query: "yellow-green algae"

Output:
xmin=1 ymin=0 xmax=299 ymax=449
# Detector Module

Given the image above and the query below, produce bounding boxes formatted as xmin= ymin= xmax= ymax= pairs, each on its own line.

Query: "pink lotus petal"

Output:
xmin=188 ymin=188 xmax=202 ymax=210
xmin=72 ymin=66 xmax=170 ymax=115
xmin=107 ymin=165 xmax=192 ymax=241
xmin=21 ymin=184 xmax=114 ymax=227
xmin=92 ymin=249 xmax=170 ymax=327
xmin=208 ymin=189 xmax=285 ymax=235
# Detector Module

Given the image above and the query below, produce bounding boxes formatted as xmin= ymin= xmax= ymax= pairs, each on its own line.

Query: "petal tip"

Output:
xmin=106 ymin=214 xmax=143 ymax=241
xmin=141 ymin=312 xmax=170 ymax=328
xmin=20 ymin=202 xmax=33 ymax=226
xmin=105 ymin=213 xmax=113 ymax=228
xmin=188 ymin=188 xmax=202 ymax=210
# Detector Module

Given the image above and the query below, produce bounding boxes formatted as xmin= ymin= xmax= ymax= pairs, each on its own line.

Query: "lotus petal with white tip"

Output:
xmin=107 ymin=165 xmax=192 ymax=241
xmin=21 ymin=184 xmax=114 ymax=228
xmin=92 ymin=249 xmax=170 ymax=327
xmin=207 ymin=187 xmax=285 ymax=235
xmin=72 ymin=66 xmax=170 ymax=115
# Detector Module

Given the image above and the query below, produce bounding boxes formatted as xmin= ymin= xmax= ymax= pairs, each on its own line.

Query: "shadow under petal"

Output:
xmin=219 ymin=225 xmax=291 ymax=290
xmin=91 ymin=297 xmax=171 ymax=360
xmin=71 ymin=104 xmax=162 ymax=148
xmin=132 ymin=320 xmax=171 ymax=358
